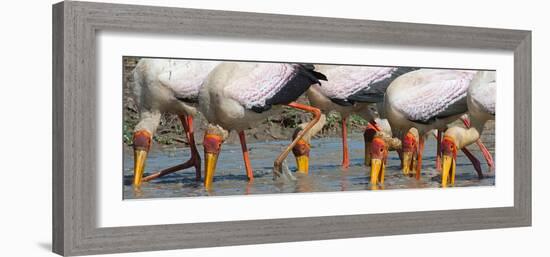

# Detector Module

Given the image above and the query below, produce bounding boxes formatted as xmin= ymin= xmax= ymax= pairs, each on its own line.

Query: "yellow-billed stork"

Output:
xmin=131 ymin=58 xmax=219 ymax=186
xmin=198 ymin=62 xmax=326 ymax=189
xmin=440 ymin=71 xmax=496 ymax=186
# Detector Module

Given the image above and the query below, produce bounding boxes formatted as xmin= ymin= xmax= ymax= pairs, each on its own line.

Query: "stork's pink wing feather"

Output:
xmin=225 ymin=63 xmax=298 ymax=109
xmin=158 ymin=60 xmax=219 ymax=100
xmin=392 ymin=70 xmax=475 ymax=122
xmin=316 ymin=66 xmax=397 ymax=99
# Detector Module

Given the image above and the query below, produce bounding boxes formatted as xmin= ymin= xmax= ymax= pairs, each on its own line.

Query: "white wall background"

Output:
xmin=0 ymin=0 xmax=546 ymax=256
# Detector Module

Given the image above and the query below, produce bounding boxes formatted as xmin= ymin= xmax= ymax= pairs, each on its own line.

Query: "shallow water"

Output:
xmin=123 ymin=131 xmax=495 ymax=199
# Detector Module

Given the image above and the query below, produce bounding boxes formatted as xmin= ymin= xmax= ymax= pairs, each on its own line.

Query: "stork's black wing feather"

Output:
xmin=343 ymin=67 xmax=420 ymax=104
xmin=250 ymin=64 xmax=327 ymax=113
xmin=175 ymin=96 xmax=198 ymax=103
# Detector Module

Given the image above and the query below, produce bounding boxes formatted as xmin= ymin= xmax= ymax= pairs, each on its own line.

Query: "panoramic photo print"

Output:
xmin=122 ymin=57 xmax=495 ymax=199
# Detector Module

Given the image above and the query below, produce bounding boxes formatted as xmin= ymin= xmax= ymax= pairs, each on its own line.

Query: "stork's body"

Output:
xmin=384 ymin=69 xmax=485 ymax=182
xmin=199 ymin=62 xmax=326 ymax=188
xmin=131 ymin=59 xmax=219 ymax=186
xmin=441 ymin=71 xmax=496 ymax=186
xmin=292 ymin=65 xmax=417 ymax=172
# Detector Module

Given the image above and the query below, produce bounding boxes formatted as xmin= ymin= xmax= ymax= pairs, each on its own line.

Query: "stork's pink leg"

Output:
xmin=143 ymin=115 xmax=201 ymax=182
xmin=461 ymin=147 xmax=484 ymax=179
xmin=238 ymin=131 xmax=254 ymax=182
xmin=415 ymin=137 xmax=425 ymax=180
xmin=185 ymin=115 xmax=201 ymax=180
xmin=273 ymin=102 xmax=321 ymax=177
xmin=476 ymin=141 xmax=494 ymax=171
xmin=436 ymin=130 xmax=443 ymax=172
xmin=341 ymin=116 xmax=350 ymax=169
xmin=461 ymin=117 xmax=494 ymax=171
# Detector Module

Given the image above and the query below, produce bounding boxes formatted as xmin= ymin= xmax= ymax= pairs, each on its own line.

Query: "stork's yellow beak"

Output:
xmin=441 ymin=155 xmax=456 ymax=187
xmin=133 ymin=149 xmax=148 ymax=187
xmin=370 ymin=159 xmax=385 ymax=190
xmin=292 ymin=138 xmax=310 ymax=174
xmin=204 ymin=152 xmax=219 ymax=190
xmin=402 ymin=152 xmax=414 ymax=176
xmin=295 ymin=155 xmax=309 ymax=174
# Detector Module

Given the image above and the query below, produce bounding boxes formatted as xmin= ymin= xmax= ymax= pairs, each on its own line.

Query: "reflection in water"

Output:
xmin=295 ymin=173 xmax=313 ymax=193
xmin=340 ymin=171 xmax=349 ymax=192
xmin=132 ymin=186 xmax=143 ymax=198
xmin=123 ymin=132 xmax=495 ymax=200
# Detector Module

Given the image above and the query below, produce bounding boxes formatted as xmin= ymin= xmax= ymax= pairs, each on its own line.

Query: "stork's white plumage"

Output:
xmin=199 ymin=62 xmax=326 ymax=188
xmin=468 ymin=71 xmax=496 ymax=120
xmin=291 ymin=65 xmax=417 ymax=172
xmin=384 ymin=69 xmax=480 ymax=181
xmin=441 ymin=71 xmax=496 ymax=186
xmin=131 ymin=59 xmax=219 ymax=186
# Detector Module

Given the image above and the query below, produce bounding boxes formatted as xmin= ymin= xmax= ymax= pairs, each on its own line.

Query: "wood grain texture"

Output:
xmin=52 ymin=2 xmax=65 ymax=255
xmin=52 ymin=1 xmax=532 ymax=256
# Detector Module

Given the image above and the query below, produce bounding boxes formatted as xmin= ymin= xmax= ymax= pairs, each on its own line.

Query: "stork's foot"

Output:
xmin=341 ymin=160 xmax=350 ymax=170
xmin=273 ymin=160 xmax=295 ymax=181
xmin=273 ymin=162 xmax=283 ymax=180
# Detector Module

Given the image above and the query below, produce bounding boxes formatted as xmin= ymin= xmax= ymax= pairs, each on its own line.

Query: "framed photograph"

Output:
xmin=52 ymin=1 xmax=531 ymax=256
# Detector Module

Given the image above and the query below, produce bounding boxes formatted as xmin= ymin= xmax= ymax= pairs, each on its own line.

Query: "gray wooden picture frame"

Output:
xmin=52 ymin=1 xmax=531 ymax=256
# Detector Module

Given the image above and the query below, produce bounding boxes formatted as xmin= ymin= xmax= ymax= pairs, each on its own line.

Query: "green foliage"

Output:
xmin=154 ymin=135 xmax=175 ymax=145
xmin=321 ymin=113 xmax=368 ymax=134
xmin=123 ymin=118 xmax=138 ymax=145
xmin=324 ymin=112 xmax=340 ymax=131
xmin=349 ymin=114 xmax=369 ymax=127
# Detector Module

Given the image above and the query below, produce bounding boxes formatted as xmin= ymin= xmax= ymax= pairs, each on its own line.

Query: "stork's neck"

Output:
xmin=134 ymin=111 xmax=162 ymax=135
xmin=446 ymin=116 xmax=487 ymax=149
xmin=305 ymin=85 xmax=328 ymax=109
xmin=458 ymin=127 xmax=481 ymax=149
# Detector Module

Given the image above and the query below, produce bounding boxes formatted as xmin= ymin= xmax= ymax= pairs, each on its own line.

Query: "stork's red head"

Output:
xmin=441 ymin=136 xmax=457 ymax=157
xmin=402 ymin=132 xmax=417 ymax=154
xmin=441 ymin=136 xmax=458 ymax=187
xmin=203 ymin=134 xmax=223 ymax=155
xmin=133 ymin=130 xmax=152 ymax=151
xmin=369 ymin=137 xmax=387 ymax=189
xmin=370 ymin=137 xmax=386 ymax=161
xmin=203 ymin=125 xmax=227 ymax=189
xmin=291 ymin=128 xmax=310 ymax=174
xmin=401 ymin=132 xmax=417 ymax=175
